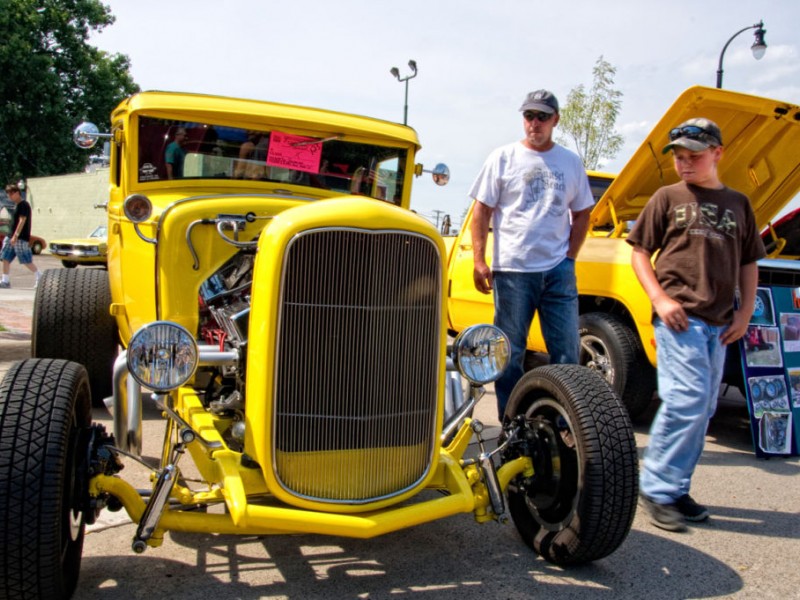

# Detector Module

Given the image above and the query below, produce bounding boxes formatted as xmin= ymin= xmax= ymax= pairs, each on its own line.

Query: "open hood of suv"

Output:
xmin=592 ymin=86 xmax=800 ymax=233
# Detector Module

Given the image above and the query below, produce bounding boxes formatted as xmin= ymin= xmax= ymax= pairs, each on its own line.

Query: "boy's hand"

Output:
xmin=653 ymin=295 xmax=689 ymax=331
xmin=720 ymin=310 xmax=750 ymax=345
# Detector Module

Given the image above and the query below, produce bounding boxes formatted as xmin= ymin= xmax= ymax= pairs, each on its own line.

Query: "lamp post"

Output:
xmin=390 ymin=60 xmax=418 ymax=125
xmin=716 ymin=20 xmax=767 ymax=88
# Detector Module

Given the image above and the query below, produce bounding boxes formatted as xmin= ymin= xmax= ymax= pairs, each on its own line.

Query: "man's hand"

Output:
xmin=473 ymin=262 xmax=493 ymax=294
xmin=470 ymin=200 xmax=493 ymax=294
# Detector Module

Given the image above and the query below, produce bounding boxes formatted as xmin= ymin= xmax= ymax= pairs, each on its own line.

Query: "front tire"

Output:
xmin=0 ymin=359 xmax=92 ymax=600
xmin=579 ymin=312 xmax=655 ymax=419
xmin=32 ymin=269 xmax=117 ymax=404
xmin=502 ymin=364 xmax=638 ymax=565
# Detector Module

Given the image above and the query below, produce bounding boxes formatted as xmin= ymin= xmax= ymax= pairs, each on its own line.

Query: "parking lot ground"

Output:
xmin=1 ymin=256 xmax=798 ymax=599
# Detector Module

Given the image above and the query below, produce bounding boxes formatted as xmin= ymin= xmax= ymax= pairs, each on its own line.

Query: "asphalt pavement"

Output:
xmin=0 ymin=256 xmax=798 ymax=599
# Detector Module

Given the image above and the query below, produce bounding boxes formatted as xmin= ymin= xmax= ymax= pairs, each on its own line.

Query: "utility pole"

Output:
xmin=430 ymin=209 xmax=445 ymax=230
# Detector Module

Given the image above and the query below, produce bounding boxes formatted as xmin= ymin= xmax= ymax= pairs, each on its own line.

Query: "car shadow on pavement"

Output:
xmin=77 ymin=517 xmax=745 ymax=600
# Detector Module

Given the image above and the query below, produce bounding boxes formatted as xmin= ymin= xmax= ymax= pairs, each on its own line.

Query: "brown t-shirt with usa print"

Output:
xmin=627 ymin=181 xmax=766 ymax=326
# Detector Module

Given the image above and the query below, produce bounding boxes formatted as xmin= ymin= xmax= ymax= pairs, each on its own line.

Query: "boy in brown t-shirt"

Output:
xmin=627 ymin=118 xmax=766 ymax=532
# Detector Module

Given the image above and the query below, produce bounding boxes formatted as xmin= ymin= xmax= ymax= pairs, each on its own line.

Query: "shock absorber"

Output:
xmin=472 ymin=420 xmax=507 ymax=523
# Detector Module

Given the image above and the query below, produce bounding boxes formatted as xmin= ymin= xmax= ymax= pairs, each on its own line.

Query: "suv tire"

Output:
xmin=578 ymin=312 xmax=655 ymax=419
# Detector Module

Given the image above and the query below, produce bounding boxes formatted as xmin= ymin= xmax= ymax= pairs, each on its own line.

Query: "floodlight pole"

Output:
xmin=390 ymin=60 xmax=418 ymax=125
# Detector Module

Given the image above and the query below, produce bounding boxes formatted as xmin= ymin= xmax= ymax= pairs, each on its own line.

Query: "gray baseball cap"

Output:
xmin=519 ymin=90 xmax=559 ymax=114
xmin=662 ymin=118 xmax=723 ymax=154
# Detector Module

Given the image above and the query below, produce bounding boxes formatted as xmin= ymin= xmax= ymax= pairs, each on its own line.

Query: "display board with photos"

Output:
xmin=739 ymin=286 xmax=800 ymax=457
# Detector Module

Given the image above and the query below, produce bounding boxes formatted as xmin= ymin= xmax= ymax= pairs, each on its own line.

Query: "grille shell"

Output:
xmin=273 ymin=228 xmax=442 ymax=503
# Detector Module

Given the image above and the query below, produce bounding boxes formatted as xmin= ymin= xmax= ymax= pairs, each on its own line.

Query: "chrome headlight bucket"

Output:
xmin=127 ymin=321 xmax=199 ymax=392
xmin=451 ymin=324 xmax=510 ymax=385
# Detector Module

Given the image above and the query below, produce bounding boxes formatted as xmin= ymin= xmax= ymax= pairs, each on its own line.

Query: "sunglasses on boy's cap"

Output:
xmin=662 ymin=118 xmax=723 ymax=154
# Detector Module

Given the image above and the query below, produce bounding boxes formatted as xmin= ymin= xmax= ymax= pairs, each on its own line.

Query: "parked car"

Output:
xmin=0 ymin=91 xmax=638 ymax=600
xmin=0 ymin=231 xmax=46 ymax=254
xmin=49 ymin=225 xmax=108 ymax=268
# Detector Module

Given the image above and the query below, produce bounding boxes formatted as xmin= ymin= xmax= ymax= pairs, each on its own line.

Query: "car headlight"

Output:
xmin=127 ymin=322 xmax=199 ymax=392
xmin=124 ymin=194 xmax=153 ymax=223
xmin=452 ymin=324 xmax=510 ymax=385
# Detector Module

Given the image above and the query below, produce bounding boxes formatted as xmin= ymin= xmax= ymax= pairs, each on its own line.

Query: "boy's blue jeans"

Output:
xmin=492 ymin=258 xmax=579 ymax=419
xmin=640 ymin=317 xmax=726 ymax=504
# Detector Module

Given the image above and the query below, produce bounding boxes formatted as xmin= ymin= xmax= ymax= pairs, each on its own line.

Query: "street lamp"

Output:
xmin=716 ymin=20 xmax=767 ymax=88
xmin=390 ymin=60 xmax=418 ymax=125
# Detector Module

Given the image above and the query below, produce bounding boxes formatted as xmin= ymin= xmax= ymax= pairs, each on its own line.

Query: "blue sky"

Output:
xmin=90 ymin=0 xmax=800 ymax=229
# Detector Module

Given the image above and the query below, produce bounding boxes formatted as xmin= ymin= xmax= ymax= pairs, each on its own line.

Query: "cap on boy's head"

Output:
xmin=519 ymin=90 xmax=559 ymax=114
xmin=662 ymin=117 xmax=723 ymax=154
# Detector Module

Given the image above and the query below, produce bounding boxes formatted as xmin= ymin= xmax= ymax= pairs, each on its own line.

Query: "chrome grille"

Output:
xmin=274 ymin=228 xmax=441 ymax=503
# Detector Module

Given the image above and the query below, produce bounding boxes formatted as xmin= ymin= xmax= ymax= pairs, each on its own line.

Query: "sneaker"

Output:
xmin=0 ymin=281 xmax=9 ymax=289
xmin=639 ymin=494 xmax=687 ymax=532
xmin=675 ymin=494 xmax=710 ymax=522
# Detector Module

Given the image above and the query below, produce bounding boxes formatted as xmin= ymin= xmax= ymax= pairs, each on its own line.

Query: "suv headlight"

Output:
xmin=127 ymin=321 xmax=199 ymax=392
xmin=451 ymin=325 xmax=510 ymax=385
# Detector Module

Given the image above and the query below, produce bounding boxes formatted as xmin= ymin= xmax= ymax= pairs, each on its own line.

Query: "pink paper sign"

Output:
xmin=266 ymin=132 xmax=323 ymax=174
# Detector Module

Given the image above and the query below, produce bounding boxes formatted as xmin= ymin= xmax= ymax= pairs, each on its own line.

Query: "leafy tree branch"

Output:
xmin=0 ymin=0 xmax=139 ymax=184
xmin=557 ymin=56 xmax=624 ymax=171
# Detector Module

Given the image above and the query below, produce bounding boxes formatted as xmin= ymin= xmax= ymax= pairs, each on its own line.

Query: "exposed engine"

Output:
xmin=196 ymin=251 xmax=256 ymax=450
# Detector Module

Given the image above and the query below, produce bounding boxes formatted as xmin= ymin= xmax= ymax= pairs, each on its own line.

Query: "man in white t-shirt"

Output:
xmin=469 ymin=89 xmax=594 ymax=419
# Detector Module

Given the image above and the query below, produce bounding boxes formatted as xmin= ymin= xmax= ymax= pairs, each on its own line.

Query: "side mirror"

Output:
xmin=431 ymin=163 xmax=450 ymax=186
xmin=73 ymin=121 xmax=112 ymax=149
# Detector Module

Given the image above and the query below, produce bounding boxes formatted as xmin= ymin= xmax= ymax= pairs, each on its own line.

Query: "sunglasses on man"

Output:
xmin=523 ymin=111 xmax=554 ymax=123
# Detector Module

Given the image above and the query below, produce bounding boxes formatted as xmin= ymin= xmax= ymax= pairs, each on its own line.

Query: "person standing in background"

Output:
xmin=0 ymin=183 xmax=40 ymax=288
xmin=165 ymin=127 xmax=188 ymax=179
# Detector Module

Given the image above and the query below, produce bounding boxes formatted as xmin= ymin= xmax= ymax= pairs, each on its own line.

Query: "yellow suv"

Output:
xmin=0 ymin=91 xmax=638 ymax=599
xmin=447 ymin=86 xmax=800 ymax=419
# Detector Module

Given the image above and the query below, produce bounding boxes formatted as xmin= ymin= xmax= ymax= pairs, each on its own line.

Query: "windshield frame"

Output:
xmin=131 ymin=113 xmax=413 ymax=206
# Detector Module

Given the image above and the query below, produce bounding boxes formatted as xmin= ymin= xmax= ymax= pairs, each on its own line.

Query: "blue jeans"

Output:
xmin=493 ymin=258 xmax=579 ymax=419
xmin=640 ymin=317 xmax=726 ymax=504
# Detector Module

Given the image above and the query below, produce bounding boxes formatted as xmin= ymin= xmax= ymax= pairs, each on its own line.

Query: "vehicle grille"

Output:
xmin=274 ymin=228 xmax=441 ymax=503
xmin=49 ymin=243 xmax=101 ymax=257
xmin=758 ymin=258 xmax=800 ymax=288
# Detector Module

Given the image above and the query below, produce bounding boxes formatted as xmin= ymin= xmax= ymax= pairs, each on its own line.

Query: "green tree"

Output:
xmin=557 ymin=56 xmax=624 ymax=171
xmin=0 ymin=0 xmax=139 ymax=184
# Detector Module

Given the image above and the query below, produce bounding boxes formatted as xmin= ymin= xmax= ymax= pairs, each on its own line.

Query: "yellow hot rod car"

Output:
xmin=0 ymin=92 xmax=637 ymax=600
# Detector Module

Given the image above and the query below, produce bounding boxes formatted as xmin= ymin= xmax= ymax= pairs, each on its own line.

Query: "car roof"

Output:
xmin=113 ymin=91 xmax=422 ymax=151
xmin=591 ymin=85 xmax=800 ymax=232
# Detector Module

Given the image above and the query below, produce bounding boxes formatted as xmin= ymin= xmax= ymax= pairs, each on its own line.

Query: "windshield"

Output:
xmin=136 ymin=116 xmax=408 ymax=204
xmin=588 ymin=173 xmax=613 ymax=203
